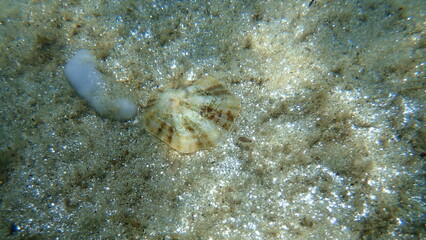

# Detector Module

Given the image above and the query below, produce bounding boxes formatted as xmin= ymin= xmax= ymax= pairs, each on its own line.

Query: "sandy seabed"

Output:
xmin=0 ymin=0 xmax=425 ymax=239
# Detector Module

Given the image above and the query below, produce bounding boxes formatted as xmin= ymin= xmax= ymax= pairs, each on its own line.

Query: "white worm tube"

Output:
xmin=64 ymin=49 xmax=137 ymax=120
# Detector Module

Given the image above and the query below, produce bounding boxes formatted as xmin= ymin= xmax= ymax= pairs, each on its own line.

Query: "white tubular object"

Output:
xmin=64 ymin=49 xmax=137 ymax=120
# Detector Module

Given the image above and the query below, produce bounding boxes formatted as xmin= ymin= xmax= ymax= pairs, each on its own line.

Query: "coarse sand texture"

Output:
xmin=0 ymin=0 xmax=424 ymax=239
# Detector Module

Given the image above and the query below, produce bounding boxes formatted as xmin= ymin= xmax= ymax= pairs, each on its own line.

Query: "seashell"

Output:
xmin=143 ymin=76 xmax=241 ymax=153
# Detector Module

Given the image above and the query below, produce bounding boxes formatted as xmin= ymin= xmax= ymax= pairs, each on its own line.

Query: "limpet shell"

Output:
xmin=143 ymin=76 xmax=241 ymax=153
